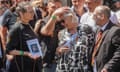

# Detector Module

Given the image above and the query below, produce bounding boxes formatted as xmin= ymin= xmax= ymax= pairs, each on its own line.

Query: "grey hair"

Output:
xmin=63 ymin=9 xmax=78 ymax=24
xmin=95 ymin=5 xmax=111 ymax=18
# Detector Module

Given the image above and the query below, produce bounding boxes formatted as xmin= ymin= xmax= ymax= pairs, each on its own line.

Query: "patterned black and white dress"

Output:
xmin=56 ymin=29 xmax=76 ymax=72
xmin=56 ymin=24 xmax=95 ymax=72
xmin=69 ymin=24 xmax=95 ymax=72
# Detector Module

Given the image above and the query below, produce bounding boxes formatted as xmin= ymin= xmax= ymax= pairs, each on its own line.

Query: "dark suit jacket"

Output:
xmin=94 ymin=21 xmax=120 ymax=72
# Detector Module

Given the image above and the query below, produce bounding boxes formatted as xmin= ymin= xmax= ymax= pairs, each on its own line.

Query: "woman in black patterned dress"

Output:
xmin=56 ymin=11 xmax=95 ymax=72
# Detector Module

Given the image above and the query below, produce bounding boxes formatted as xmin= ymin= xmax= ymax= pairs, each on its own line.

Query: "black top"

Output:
xmin=6 ymin=22 xmax=42 ymax=72
xmin=7 ymin=22 xmax=37 ymax=52
xmin=38 ymin=16 xmax=64 ymax=66
xmin=0 ymin=9 xmax=17 ymax=30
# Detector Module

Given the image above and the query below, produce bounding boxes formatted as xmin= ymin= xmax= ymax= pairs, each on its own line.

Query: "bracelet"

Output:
xmin=19 ymin=50 xmax=24 ymax=55
xmin=51 ymin=15 xmax=57 ymax=20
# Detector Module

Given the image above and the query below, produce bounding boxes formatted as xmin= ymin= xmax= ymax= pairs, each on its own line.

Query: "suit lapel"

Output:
xmin=95 ymin=21 xmax=115 ymax=56
xmin=95 ymin=30 xmax=109 ymax=55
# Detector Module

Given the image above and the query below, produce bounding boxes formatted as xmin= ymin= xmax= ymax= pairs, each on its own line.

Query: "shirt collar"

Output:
xmin=101 ymin=21 xmax=109 ymax=31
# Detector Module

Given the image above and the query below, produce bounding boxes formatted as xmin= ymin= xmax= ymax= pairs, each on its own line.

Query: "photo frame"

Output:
xmin=26 ymin=39 xmax=42 ymax=57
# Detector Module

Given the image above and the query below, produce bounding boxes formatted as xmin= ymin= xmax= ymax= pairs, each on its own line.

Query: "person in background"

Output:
xmin=0 ymin=2 xmax=15 ymax=71
xmin=0 ymin=3 xmax=6 ymax=71
xmin=28 ymin=0 xmax=42 ymax=28
xmin=111 ymin=0 xmax=120 ymax=12
xmin=109 ymin=0 xmax=119 ymax=25
xmin=81 ymin=0 xmax=118 ymax=32
xmin=6 ymin=1 xmax=42 ymax=72
xmin=0 ymin=5 xmax=5 ymax=72
xmin=92 ymin=5 xmax=120 ymax=72
xmin=9 ymin=0 xmax=18 ymax=12
xmin=0 ymin=0 xmax=12 ymax=54
xmin=103 ymin=0 xmax=111 ymax=6
xmin=80 ymin=0 xmax=103 ymax=32
xmin=34 ymin=0 xmax=67 ymax=72
xmin=31 ymin=0 xmax=48 ymax=18
xmin=71 ymin=0 xmax=86 ymax=24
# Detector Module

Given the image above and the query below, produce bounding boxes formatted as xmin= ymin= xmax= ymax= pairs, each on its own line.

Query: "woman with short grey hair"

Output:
xmin=56 ymin=9 xmax=95 ymax=72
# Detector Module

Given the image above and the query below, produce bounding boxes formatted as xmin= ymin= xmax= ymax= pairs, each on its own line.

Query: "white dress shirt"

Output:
xmin=80 ymin=12 xmax=99 ymax=32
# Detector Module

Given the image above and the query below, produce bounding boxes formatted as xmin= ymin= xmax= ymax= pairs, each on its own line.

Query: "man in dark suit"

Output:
xmin=92 ymin=5 xmax=120 ymax=72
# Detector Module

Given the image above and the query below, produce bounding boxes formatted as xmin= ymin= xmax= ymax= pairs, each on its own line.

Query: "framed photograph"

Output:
xmin=26 ymin=39 xmax=42 ymax=57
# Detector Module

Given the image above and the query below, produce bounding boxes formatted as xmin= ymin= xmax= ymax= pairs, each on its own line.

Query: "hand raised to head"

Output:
xmin=52 ymin=7 xmax=70 ymax=17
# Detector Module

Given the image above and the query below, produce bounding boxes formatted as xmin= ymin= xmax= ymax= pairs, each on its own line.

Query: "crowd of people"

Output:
xmin=0 ymin=0 xmax=120 ymax=72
